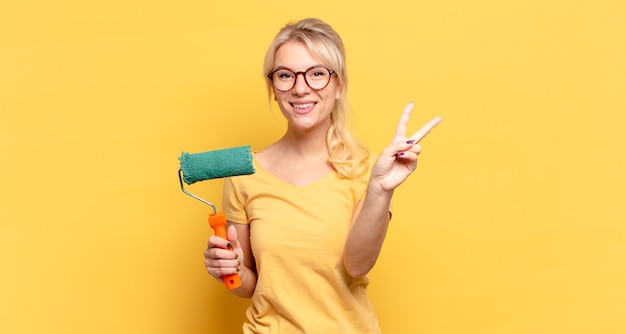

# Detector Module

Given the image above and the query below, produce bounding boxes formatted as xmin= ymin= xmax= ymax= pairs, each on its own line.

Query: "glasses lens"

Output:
xmin=305 ymin=67 xmax=331 ymax=90
xmin=271 ymin=69 xmax=296 ymax=91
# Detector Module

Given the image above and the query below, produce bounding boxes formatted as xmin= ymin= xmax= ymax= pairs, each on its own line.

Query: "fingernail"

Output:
xmin=406 ymin=140 xmax=416 ymax=145
xmin=397 ymin=152 xmax=405 ymax=157
xmin=235 ymin=253 xmax=239 ymax=259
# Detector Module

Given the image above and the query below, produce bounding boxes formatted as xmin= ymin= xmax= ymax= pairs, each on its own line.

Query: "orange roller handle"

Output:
xmin=208 ymin=212 xmax=242 ymax=290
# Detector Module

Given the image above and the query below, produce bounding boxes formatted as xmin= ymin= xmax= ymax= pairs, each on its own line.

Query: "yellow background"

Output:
xmin=1 ymin=1 xmax=625 ymax=333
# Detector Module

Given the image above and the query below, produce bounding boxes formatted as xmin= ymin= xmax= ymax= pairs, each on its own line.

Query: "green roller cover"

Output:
xmin=179 ymin=145 xmax=255 ymax=185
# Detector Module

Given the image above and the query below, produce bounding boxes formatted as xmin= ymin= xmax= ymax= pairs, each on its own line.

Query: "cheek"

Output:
xmin=272 ymin=87 xmax=279 ymax=101
xmin=274 ymin=91 xmax=288 ymax=103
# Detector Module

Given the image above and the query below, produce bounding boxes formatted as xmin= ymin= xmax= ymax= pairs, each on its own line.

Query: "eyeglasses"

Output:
xmin=267 ymin=66 xmax=335 ymax=92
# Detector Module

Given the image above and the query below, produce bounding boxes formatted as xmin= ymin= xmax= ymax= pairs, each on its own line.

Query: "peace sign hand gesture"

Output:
xmin=370 ymin=102 xmax=442 ymax=194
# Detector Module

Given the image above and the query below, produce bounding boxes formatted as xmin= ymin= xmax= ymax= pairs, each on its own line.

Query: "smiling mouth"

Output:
xmin=290 ymin=102 xmax=316 ymax=109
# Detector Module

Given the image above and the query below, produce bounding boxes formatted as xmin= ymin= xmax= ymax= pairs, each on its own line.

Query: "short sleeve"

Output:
xmin=222 ymin=177 xmax=249 ymax=224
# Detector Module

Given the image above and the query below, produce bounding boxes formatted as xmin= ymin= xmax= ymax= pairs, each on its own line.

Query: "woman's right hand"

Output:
xmin=203 ymin=225 xmax=244 ymax=283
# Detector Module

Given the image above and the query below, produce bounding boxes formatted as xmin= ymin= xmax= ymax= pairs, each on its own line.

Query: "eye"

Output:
xmin=308 ymin=67 xmax=329 ymax=79
xmin=275 ymin=70 xmax=293 ymax=80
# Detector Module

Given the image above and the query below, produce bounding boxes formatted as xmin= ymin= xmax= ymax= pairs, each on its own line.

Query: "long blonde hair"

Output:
xmin=263 ymin=18 xmax=369 ymax=180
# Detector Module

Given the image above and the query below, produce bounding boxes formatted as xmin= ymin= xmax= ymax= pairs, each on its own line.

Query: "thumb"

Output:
xmin=226 ymin=224 xmax=245 ymax=271
xmin=227 ymin=224 xmax=239 ymax=248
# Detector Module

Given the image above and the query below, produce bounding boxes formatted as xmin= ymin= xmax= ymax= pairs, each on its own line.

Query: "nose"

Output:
xmin=292 ymin=72 xmax=310 ymax=95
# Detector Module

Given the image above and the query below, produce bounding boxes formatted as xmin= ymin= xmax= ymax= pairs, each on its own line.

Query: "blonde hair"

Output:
xmin=263 ymin=18 xmax=369 ymax=180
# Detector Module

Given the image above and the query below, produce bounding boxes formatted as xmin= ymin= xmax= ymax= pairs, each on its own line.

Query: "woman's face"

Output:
xmin=271 ymin=41 xmax=341 ymax=134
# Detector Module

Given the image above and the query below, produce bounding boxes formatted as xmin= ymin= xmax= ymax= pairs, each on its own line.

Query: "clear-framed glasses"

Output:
xmin=267 ymin=66 xmax=336 ymax=92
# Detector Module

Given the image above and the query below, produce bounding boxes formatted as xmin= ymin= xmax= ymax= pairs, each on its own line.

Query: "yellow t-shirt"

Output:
xmin=222 ymin=157 xmax=382 ymax=334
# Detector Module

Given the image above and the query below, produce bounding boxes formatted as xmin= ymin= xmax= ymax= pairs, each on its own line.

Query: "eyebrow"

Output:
xmin=272 ymin=64 xmax=326 ymax=72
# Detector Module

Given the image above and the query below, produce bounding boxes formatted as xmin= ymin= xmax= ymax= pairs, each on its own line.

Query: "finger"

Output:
xmin=205 ymin=255 xmax=240 ymax=278
xmin=208 ymin=266 xmax=239 ymax=279
xmin=207 ymin=267 xmax=225 ymax=282
xmin=227 ymin=224 xmax=238 ymax=247
xmin=206 ymin=248 xmax=239 ymax=261
xmin=396 ymin=148 xmax=419 ymax=160
xmin=206 ymin=257 xmax=239 ymax=268
xmin=204 ymin=248 xmax=239 ymax=264
xmin=408 ymin=116 xmax=443 ymax=143
xmin=208 ymin=235 xmax=229 ymax=249
xmin=404 ymin=143 xmax=422 ymax=156
xmin=394 ymin=102 xmax=415 ymax=139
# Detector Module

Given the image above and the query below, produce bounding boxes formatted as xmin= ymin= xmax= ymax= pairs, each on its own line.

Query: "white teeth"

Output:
xmin=292 ymin=103 xmax=314 ymax=109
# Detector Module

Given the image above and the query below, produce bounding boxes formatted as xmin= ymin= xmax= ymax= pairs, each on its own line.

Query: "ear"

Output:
xmin=335 ymin=80 xmax=343 ymax=100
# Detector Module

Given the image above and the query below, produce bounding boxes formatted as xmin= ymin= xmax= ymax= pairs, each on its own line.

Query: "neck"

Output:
xmin=279 ymin=125 xmax=329 ymax=157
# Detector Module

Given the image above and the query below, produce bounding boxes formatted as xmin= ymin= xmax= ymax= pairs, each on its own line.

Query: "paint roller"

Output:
xmin=178 ymin=145 xmax=255 ymax=290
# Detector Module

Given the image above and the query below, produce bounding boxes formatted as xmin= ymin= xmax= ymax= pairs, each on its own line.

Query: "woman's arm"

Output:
xmin=343 ymin=187 xmax=393 ymax=277
xmin=343 ymin=102 xmax=442 ymax=277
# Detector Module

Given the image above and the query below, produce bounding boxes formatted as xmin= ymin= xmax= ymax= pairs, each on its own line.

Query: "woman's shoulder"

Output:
xmin=252 ymin=143 xmax=281 ymax=169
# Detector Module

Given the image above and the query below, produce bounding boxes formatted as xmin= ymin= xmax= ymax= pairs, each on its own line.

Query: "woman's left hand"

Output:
xmin=371 ymin=102 xmax=442 ymax=193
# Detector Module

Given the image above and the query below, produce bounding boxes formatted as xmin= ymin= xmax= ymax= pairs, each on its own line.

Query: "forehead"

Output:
xmin=274 ymin=41 xmax=325 ymax=71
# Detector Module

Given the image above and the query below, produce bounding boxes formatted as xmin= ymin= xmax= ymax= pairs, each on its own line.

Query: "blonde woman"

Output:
xmin=204 ymin=18 xmax=442 ymax=333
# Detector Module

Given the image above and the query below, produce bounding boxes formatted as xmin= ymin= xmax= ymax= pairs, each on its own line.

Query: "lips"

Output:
xmin=290 ymin=101 xmax=317 ymax=114
xmin=291 ymin=102 xmax=315 ymax=109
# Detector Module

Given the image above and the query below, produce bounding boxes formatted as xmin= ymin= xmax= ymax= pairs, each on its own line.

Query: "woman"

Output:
xmin=204 ymin=18 xmax=442 ymax=333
